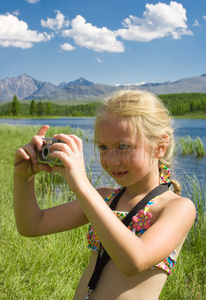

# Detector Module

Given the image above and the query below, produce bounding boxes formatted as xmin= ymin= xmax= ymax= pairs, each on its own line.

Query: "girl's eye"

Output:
xmin=98 ymin=145 xmax=108 ymax=151
xmin=119 ymin=142 xmax=130 ymax=150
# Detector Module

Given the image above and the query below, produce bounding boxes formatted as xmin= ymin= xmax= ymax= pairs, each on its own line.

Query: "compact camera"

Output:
xmin=37 ymin=138 xmax=64 ymax=166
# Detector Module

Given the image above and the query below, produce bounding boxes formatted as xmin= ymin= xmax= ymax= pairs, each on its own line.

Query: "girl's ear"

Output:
xmin=154 ymin=133 xmax=169 ymax=159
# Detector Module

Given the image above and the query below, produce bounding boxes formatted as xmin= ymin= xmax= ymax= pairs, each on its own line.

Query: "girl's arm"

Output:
xmin=13 ymin=126 xmax=88 ymax=237
xmin=13 ymin=173 xmax=88 ymax=236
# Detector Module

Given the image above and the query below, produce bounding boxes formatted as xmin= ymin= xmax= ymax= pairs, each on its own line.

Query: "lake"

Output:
xmin=1 ymin=117 xmax=206 ymax=199
xmin=1 ymin=117 xmax=206 ymax=140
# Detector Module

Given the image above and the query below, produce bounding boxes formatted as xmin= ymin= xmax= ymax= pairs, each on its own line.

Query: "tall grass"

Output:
xmin=159 ymin=175 xmax=206 ymax=299
xmin=194 ymin=137 xmax=205 ymax=157
xmin=0 ymin=124 xmax=91 ymax=299
xmin=0 ymin=124 xmax=205 ymax=299
xmin=176 ymin=136 xmax=205 ymax=157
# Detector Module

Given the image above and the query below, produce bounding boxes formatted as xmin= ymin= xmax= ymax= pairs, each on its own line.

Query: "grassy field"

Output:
xmin=173 ymin=111 xmax=206 ymax=119
xmin=1 ymin=112 xmax=206 ymax=119
xmin=0 ymin=124 xmax=205 ymax=299
xmin=0 ymin=103 xmax=206 ymax=120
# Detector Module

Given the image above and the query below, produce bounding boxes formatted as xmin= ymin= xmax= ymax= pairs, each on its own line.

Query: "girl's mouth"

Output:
xmin=111 ymin=171 xmax=128 ymax=178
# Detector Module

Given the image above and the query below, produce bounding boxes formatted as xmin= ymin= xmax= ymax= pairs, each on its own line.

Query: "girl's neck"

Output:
xmin=125 ymin=166 xmax=160 ymax=198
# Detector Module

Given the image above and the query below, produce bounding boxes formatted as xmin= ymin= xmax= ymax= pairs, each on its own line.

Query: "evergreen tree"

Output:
xmin=202 ymin=100 xmax=206 ymax=112
xmin=190 ymin=100 xmax=197 ymax=112
xmin=46 ymin=101 xmax=53 ymax=115
xmin=29 ymin=99 xmax=37 ymax=116
xmin=11 ymin=95 xmax=20 ymax=116
xmin=37 ymin=101 xmax=44 ymax=116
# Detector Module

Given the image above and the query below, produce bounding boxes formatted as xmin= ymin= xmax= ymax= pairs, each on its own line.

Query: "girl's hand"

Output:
xmin=14 ymin=125 xmax=52 ymax=179
xmin=49 ymin=134 xmax=90 ymax=192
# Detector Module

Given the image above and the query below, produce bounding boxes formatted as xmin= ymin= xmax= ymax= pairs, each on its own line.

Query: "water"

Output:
xmin=1 ymin=117 xmax=206 ymax=199
xmin=173 ymin=119 xmax=206 ymax=141
xmin=172 ymin=119 xmax=206 ymax=191
xmin=0 ymin=117 xmax=95 ymax=131
xmin=1 ymin=117 xmax=206 ymax=140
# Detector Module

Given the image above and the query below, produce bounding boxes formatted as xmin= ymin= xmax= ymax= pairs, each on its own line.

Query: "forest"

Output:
xmin=0 ymin=93 xmax=206 ymax=117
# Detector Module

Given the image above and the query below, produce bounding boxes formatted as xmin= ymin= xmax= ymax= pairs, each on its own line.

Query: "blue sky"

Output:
xmin=0 ymin=0 xmax=206 ymax=86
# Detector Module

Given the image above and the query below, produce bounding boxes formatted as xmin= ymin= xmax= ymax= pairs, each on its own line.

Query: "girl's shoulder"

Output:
xmin=172 ymin=194 xmax=196 ymax=214
xmin=165 ymin=191 xmax=195 ymax=208
xmin=158 ymin=191 xmax=196 ymax=223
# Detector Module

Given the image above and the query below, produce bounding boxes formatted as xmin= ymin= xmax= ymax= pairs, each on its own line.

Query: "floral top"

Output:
xmin=86 ymin=186 xmax=176 ymax=275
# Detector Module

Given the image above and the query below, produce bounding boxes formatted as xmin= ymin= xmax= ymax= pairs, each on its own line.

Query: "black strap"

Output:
xmin=87 ymin=183 xmax=169 ymax=291
xmin=108 ymin=186 xmax=126 ymax=210
xmin=122 ymin=183 xmax=169 ymax=227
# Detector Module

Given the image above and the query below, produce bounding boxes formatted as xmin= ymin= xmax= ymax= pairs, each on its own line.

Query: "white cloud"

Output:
xmin=60 ymin=43 xmax=76 ymax=51
xmin=62 ymin=15 xmax=124 ymax=52
xmin=12 ymin=10 xmax=20 ymax=16
xmin=0 ymin=14 xmax=52 ymax=49
xmin=203 ymin=15 xmax=206 ymax=21
xmin=193 ymin=20 xmax=199 ymax=27
xmin=25 ymin=0 xmax=40 ymax=4
xmin=115 ymin=1 xmax=193 ymax=42
xmin=97 ymin=57 xmax=102 ymax=63
xmin=41 ymin=10 xmax=70 ymax=31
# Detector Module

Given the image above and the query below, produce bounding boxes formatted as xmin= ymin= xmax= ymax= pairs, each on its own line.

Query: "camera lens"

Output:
xmin=42 ymin=146 xmax=50 ymax=160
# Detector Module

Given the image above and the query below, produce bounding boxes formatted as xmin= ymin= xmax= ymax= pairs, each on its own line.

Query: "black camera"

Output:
xmin=37 ymin=138 xmax=64 ymax=166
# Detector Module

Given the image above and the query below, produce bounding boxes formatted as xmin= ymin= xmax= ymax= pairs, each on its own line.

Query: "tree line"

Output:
xmin=0 ymin=96 xmax=101 ymax=117
xmin=0 ymin=93 xmax=206 ymax=117
xmin=160 ymin=93 xmax=206 ymax=115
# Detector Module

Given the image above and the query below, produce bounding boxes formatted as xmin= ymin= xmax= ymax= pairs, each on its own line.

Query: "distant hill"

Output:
xmin=139 ymin=74 xmax=206 ymax=94
xmin=0 ymin=73 xmax=206 ymax=102
xmin=0 ymin=74 xmax=59 ymax=102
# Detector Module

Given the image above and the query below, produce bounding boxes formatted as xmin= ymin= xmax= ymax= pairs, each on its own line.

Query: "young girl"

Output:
xmin=13 ymin=90 xmax=196 ymax=300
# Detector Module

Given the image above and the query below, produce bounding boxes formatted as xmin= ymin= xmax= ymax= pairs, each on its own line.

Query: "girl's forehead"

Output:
xmin=97 ymin=117 xmax=131 ymax=130
xmin=96 ymin=117 xmax=137 ymax=142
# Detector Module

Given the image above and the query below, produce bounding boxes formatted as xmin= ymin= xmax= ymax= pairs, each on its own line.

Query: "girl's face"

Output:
xmin=96 ymin=117 xmax=157 ymax=189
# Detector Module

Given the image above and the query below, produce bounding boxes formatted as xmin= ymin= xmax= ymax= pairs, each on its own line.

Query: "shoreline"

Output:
xmin=0 ymin=116 xmax=94 ymax=120
xmin=0 ymin=114 xmax=206 ymax=120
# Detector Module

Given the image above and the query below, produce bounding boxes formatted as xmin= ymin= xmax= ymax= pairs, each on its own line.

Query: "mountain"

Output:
xmin=0 ymin=74 xmax=59 ymax=102
xmin=139 ymin=74 xmax=206 ymax=94
xmin=65 ymin=78 xmax=94 ymax=86
xmin=58 ymin=78 xmax=94 ymax=89
xmin=0 ymin=74 xmax=206 ymax=102
xmin=33 ymin=83 xmax=119 ymax=101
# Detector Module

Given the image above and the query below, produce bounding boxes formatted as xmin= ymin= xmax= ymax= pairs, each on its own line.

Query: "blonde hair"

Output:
xmin=94 ymin=90 xmax=181 ymax=195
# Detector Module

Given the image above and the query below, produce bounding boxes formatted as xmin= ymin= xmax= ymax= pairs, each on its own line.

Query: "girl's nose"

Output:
xmin=105 ymin=149 xmax=122 ymax=166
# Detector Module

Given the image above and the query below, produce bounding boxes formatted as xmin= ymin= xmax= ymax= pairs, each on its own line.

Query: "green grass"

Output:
xmin=176 ymin=136 xmax=205 ymax=157
xmin=174 ymin=111 xmax=206 ymax=119
xmin=159 ymin=174 xmax=206 ymax=299
xmin=1 ymin=112 xmax=206 ymax=119
xmin=0 ymin=125 xmax=91 ymax=299
xmin=0 ymin=125 xmax=205 ymax=299
xmin=194 ymin=137 xmax=205 ymax=157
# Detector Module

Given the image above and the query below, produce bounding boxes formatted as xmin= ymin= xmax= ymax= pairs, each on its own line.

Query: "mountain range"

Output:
xmin=0 ymin=73 xmax=206 ymax=102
